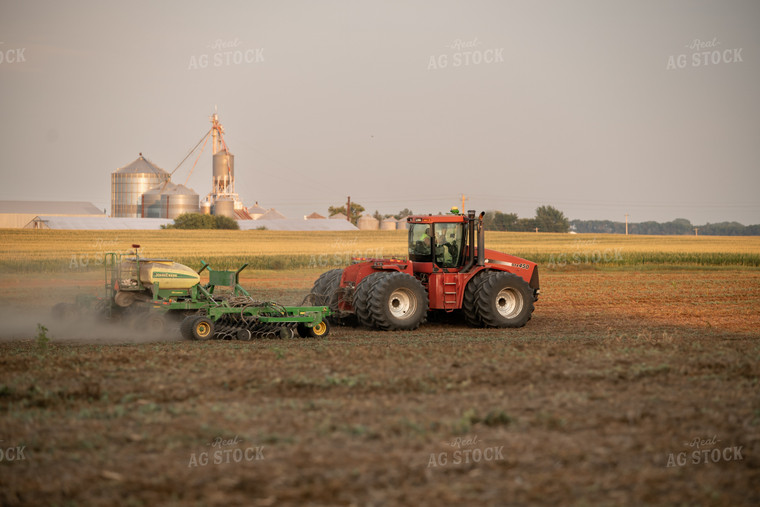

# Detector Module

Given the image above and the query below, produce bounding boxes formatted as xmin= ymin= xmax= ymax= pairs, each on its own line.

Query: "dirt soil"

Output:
xmin=0 ymin=268 xmax=758 ymax=506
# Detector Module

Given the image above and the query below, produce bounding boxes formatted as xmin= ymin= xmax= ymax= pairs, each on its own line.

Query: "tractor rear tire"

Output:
xmin=367 ymin=272 xmax=428 ymax=331
xmin=310 ymin=269 xmax=343 ymax=306
xmin=310 ymin=269 xmax=348 ymax=324
xmin=187 ymin=316 xmax=215 ymax=341
xmin=352 ymin=272 xmax=385 ymax=329
xmin=462 ymin=271 xmax=491 ymax=327
xmin=475 ymin=271 xmax=534 ymax=328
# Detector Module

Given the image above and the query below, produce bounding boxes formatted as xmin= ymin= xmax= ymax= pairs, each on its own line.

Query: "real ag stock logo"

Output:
xmin=666 ymin=37 xmax=743 ymax=70
xmin=187 ymin=435 xmax=265 ymax=468
xmin=665 ymin=434 xmax=744 ymax=468
xmin=427 ymin=38 xmax=504 ymax=71
xmin=427 ymin=434 xmax=505 ymax=468
xmin=0 ymin=440 xmax=28 ymax=462
xmin=0 ymin=42 xmax=26 ymax=65
xmin=188 ymin=38 xmax=265 ymax=70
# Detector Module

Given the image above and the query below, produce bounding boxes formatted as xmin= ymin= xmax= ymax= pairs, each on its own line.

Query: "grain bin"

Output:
xmin=160 ymin=184 xmax=199 ymax=219
xmin=111 ymin=154 xmax=169 ymax=217
xmin=380 ymin=218 xmax=397 ymax=231
xmin=214 ymin=197 xmax=236 ymax=218
xmin=141 ymin=184 xmax=166 ymax=218
xmin=357 ymin=215 xmax=379 ymax=230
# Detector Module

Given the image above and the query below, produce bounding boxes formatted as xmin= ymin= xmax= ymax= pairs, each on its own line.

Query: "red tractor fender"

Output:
xmin=481 ymin=248 xmax=539 ymax=290
xmin=341 ymin=259 xmax=412 ymax=286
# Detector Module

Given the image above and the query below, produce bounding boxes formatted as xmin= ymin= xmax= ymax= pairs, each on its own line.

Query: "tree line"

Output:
xmin=571 ymin=219 xmax=760 ymax=236
xmin=327 ymin=202 xmax=759 ymax=236
xmin=484 ymin=206 xmax=570 ymax=232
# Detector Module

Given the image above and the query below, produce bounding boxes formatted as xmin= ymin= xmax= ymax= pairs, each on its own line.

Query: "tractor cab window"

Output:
xmin=434 ymin=223 xmax=464 ymax=268
xmin=409 ymin=223 xmax=433 ymax=261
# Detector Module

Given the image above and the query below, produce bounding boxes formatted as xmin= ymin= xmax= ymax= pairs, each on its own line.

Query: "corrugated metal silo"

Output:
xmin=141 ymin=184 xmax=169 ymax=218
xmin=200 ymin=201 xmax=212 ymax=215
xmin=380 ymin=218 xmax=397 ymax=231
xmin=213 ymin=197 xmax=236 ymax=218
xmin=160 ymin=184 xmax=199 ymax=219
xmin=111 ymin=154 xmax=169 ymax=217
xmin=357 ymin=216 xmax=379 ymax=230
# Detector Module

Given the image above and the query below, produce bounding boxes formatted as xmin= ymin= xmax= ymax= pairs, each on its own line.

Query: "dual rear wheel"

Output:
xmin=352 ymin=271 xmax=429 ymax=331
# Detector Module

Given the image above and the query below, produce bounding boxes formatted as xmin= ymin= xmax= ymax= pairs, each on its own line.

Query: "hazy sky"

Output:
xmin=1 ymin=0 xmax=758 ymax=224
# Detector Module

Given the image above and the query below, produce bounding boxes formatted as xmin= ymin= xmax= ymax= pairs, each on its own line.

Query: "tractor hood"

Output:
xmin=482 ymin=249 xmax=537 ymax=284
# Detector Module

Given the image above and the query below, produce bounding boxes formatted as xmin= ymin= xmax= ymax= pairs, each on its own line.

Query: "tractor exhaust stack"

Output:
xmin=477 ymin=211 xmax=486 ymax=267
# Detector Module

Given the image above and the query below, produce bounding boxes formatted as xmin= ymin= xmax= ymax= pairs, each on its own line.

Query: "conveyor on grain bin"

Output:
xmin=52 ymin=245 xmax=331 ymax=340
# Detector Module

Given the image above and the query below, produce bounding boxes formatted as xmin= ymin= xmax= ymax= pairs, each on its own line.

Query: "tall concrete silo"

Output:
xmin=111 ymin=154 xmax=169 ymax=217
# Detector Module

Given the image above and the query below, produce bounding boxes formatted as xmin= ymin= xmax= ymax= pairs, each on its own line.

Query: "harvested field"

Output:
xmin=1 ymin=262 xmax=758 ymax=506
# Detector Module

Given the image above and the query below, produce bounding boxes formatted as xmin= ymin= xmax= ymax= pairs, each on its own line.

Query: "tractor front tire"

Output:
xmin=367 ymin=272 xmax=428 ymax=331
xmin=475 ymin=272 xmax=534 ymax=328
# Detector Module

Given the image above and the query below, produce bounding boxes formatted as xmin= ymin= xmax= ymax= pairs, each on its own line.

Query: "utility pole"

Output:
xmin=625 ymin=214 xmax=629 ymax=235
xmin=694 ymin=227 xmax=699 ymax=236
xmin=346 ymin=196 xmax=351 ymax=222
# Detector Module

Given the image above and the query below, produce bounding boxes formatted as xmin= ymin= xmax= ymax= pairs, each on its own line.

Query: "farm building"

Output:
xmin=259 ymin=208 xmax=286 ymax=220
xmin=23 ymin=215 xmax=357 ymax=231
xmin=0 ymin=200 xmax=104 ymax=228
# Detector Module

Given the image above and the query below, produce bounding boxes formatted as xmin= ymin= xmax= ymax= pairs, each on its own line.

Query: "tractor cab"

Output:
xmin=408 ymin=217 xmax=466 ymax=269
xmin=407 ymin=209 xmax=483 ymax=272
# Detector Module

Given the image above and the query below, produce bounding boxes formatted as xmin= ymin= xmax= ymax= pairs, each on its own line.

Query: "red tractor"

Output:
xmin=309 ymin=210 xmax=539 ymax=330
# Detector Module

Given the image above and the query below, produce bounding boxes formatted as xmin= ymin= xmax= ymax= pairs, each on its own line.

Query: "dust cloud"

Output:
xmin=0 ymin=305 xmax=183 ymax=345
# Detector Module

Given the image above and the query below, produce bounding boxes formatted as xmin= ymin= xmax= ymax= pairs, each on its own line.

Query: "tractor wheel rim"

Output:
xmin=388 ymin=288 xmax=417 ymax=319
xmin=495 ymin=288 xmax=522 ymax=319
xmin=197 ymin=323 xmax=210 ymax=337
xmin=313 ymin=321 xmax=327 ymax=335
